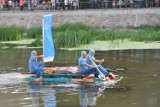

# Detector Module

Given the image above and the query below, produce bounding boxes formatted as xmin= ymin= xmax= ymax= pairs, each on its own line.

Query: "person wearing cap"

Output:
xmin=29 ymin=50 xmax=44 ymax=77
xmin=78 ymin=51 xmax=99 ymax=78
xmin=86 ymin=49 xmax=109 ymax=78
xmin=86 ymin=49 xmax=105 ymax=66
xmin=86 ymin=49 xmax=116 ymax=80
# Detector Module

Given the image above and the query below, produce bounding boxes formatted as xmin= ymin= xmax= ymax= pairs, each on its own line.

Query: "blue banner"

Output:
xmin=42 ymin=14 xmax=55 ymax=62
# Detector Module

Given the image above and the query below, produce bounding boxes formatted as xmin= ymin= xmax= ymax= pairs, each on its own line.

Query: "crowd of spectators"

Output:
xmin=0 ymin=0 xmax=159 ymax=11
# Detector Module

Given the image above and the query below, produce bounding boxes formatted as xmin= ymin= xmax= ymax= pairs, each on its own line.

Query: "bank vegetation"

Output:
xmin=0 ymin=23 xmax=160 ymax=48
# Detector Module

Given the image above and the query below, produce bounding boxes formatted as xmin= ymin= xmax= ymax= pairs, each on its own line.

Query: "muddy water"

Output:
xmin=0 ymin=48 xmax=159 ymax=107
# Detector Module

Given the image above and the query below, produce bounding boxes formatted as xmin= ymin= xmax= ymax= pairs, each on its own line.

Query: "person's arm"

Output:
xmin=85 ymin=63 xmax=97 ymax=69
xmin=32 ymin=57 xmax=38 ymax=69
xmin=94 ymin=59 xmax=104 ymax=64
xmin=36 ymin=55 xmax=44 ymax=63
xmin=80 ymin=57 xmax=97 ymax=69
xmin=91 ymin=56 xmax=104 ymax=64
xmin=36 ymin=55 xmax=43 ymax=58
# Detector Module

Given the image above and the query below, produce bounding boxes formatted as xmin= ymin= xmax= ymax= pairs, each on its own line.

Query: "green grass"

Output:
xmin=53 ymin=23 xmax=95 ymax=48
xmin=130 ymin=25 xmax=160 ymax=42
xmin=95 ymin=25 xmax=160 ymax=42
xmin=25 ymin=27 xmax=42 ymax=39
xmin=0 ymin=26 xmax=42 ymax=41
xmin=0 ymin=26 xmax=22 ymax=41
xmin=0 ymin=23 xmax=160 ymax=48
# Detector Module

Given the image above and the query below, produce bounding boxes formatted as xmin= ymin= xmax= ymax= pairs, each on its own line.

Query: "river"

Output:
xmin=0 ymin=47 xmax=159 ymax=107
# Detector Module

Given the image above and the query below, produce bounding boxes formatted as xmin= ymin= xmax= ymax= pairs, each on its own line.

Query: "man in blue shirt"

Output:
xmin=86 ymin=49 xmax=108 ymax=77
xmin=29 ymin=50 xmax=44 ymax=77
xmin=78 ymin=51 xmax=98 ymax=77
xmin=86 ymin=49 xmax=104 ymax=66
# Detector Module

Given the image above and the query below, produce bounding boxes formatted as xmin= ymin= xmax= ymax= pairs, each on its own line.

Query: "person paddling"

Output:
xmin=86 ymin=49 xmax=115 ymax=80
xmin=86 ymin=49 xmax=108 ymax=77
xmin=78 ymin=51 xmax=99 ymax=81
xmin=86 ymin=49 xmax=104 ymax=65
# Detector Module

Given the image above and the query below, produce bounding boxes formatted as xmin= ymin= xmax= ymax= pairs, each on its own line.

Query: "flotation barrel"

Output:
xmin=41 ymin=72 xmax=83 ymax=79
xmin=43 ymin=77 xmax=72 ymax=83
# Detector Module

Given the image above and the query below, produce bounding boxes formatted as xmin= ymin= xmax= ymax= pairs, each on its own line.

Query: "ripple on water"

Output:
xmin=0 ymin=73 xmax=28 ymax=93
xmin=0 ymin=72 xmax=27 ymax=85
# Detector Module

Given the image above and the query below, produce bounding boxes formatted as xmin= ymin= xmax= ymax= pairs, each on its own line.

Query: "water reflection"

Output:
xmin=27 ymin=82 xmax=109 ymax=107
xmin=79 ymin=85 xmax=105 ymax=107
xmin=28 ymin=83 xmax=42 ymax=107
xmin=28 ymin=82 xmax=57 ymax=107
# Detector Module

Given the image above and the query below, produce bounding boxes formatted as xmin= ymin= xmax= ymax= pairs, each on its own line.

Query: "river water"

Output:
xmin=0 ymin=48 xmax=159 ymax=107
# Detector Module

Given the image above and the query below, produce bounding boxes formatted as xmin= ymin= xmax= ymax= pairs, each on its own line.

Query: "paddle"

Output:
xmin=89 ymin=58 xmax=106 ymax=80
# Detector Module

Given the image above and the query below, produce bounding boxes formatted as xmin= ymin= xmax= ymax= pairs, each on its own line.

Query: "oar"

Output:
xmin=89 ymin=58 xmax=106 ymax=80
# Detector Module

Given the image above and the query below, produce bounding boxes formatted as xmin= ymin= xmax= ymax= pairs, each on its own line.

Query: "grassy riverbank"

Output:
xmin=60 ymin=40 xmax=160 ymax=51
xmin=0 ymin=23 xmax=160 ymax=48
